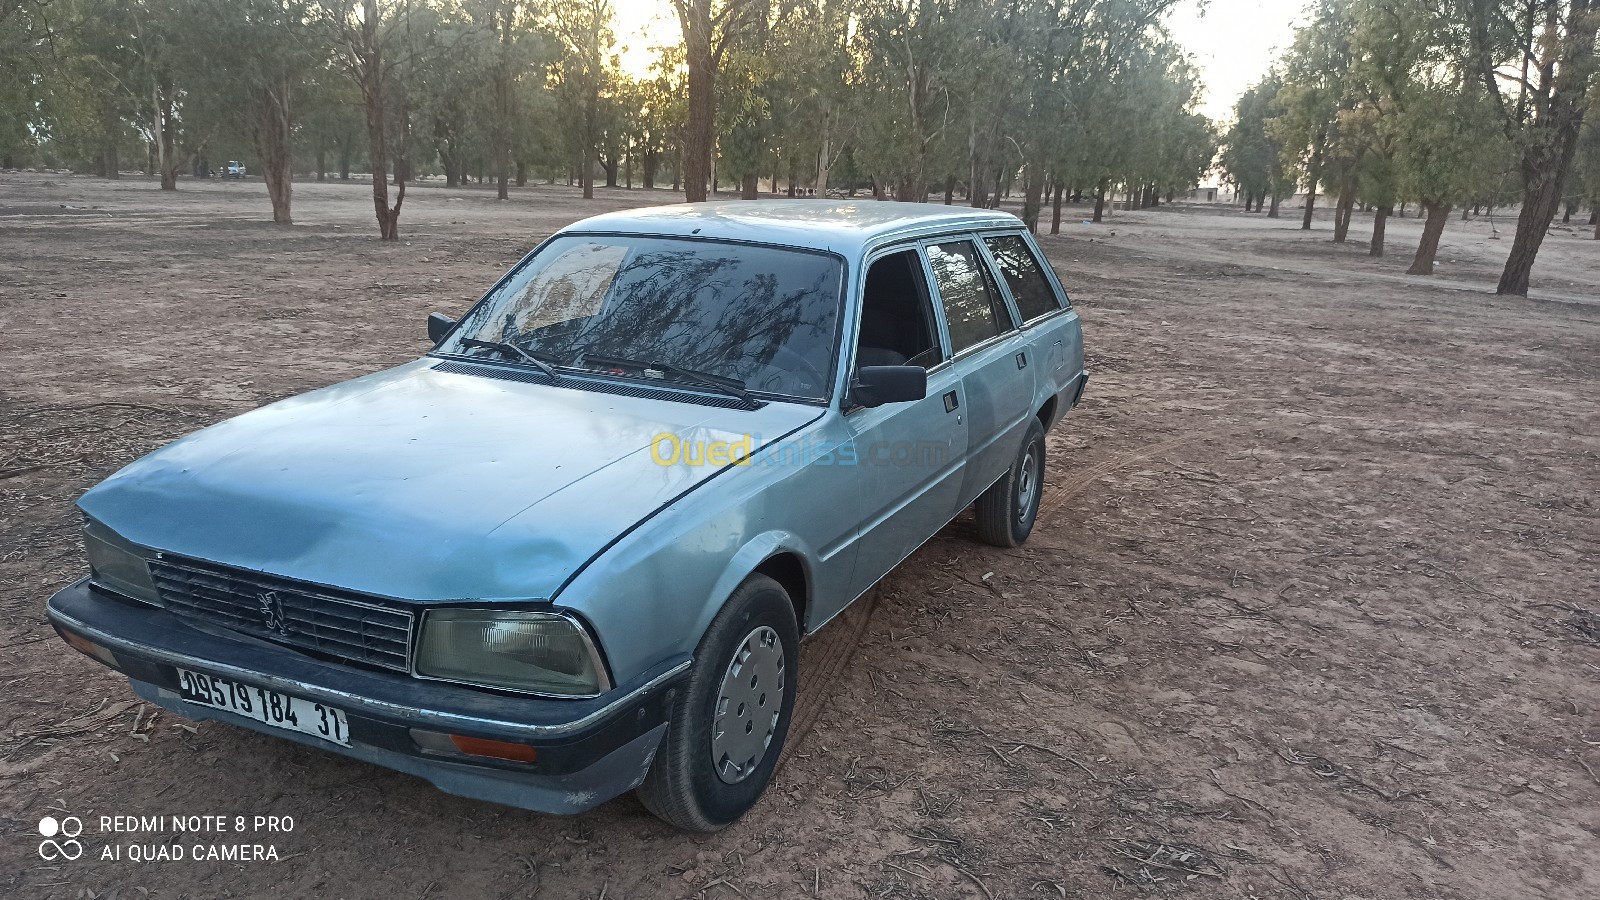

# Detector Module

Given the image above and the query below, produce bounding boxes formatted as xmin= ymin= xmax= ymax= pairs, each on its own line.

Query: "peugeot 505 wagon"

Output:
xmin=48 ymin=201 xmax=1086 ymax=831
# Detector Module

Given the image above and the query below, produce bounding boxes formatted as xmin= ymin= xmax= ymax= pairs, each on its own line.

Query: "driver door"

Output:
xmin=835 ymin=246 xmax=969 ymax=605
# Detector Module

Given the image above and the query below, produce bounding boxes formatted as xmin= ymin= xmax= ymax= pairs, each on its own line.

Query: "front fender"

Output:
xmin=553 ymin=418 xmax=858 ymax=686
xmin=701 ymin=529 xmax=816 ymax=633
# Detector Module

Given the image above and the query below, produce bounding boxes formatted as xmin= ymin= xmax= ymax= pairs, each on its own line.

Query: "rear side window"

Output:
xmin=927 ymin=240 xmax=1012 ymax=354
xmin=984 ymin=234 xmax=1064 ymax=321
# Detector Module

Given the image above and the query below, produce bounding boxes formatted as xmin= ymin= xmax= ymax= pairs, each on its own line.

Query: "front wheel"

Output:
xmin=637 ymin=574 xmax=799 ymax=831
xmin=973 ymin=418 xmax=1046 ymax=547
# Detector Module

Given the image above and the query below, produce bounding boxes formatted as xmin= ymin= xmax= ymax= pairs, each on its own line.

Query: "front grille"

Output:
xmin=148 ymin=558 xmax=414 ymax=672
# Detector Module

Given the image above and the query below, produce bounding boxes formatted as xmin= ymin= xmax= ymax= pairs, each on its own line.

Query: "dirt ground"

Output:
xmin=2 ymin=173 xmax=1597 ymax=900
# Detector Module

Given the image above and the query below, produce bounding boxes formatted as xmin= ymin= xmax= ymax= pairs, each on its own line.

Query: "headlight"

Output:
xmin=415 ymin=609 xmax=611 ymax=697
xmin=83 ymin=519 xmax=161 ymax=606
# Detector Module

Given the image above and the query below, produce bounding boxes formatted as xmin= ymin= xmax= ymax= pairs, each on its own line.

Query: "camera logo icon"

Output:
xmin=38 ymin=816 xmax=84 ymax=861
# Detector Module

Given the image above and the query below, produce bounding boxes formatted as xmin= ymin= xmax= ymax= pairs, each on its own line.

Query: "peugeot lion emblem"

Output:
xmin=258 ymin=590 xmax=289 ymax=635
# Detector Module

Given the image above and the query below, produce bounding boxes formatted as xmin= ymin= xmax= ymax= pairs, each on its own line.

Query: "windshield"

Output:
xmin=439 ymin=235 xmax=846 ymax=402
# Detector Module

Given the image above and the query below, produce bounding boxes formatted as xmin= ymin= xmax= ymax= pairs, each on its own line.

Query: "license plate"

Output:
xmin=176 ymin=668 xmax=350 ymax=747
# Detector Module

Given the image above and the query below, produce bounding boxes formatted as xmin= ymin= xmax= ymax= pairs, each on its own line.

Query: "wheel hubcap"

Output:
xmin=710 ymin=625 xmax=785 ymax=784
xmin=1016 ymin=447 xmax=1039 ymax=523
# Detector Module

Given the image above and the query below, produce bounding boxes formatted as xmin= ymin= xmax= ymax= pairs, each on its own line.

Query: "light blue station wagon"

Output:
xmin=48 ymin=201 xmax=1086 ymax=830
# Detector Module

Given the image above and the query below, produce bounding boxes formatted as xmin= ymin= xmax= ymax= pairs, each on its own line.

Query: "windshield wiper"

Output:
xmin=582 ymin=354 xmax=760 ymax=408
xmin=459 ymin=338 xmax=562 ymax=382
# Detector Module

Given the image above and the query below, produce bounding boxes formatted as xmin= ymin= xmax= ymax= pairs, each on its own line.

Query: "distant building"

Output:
xmin=1185 ymin=185 xmax=1231 ymax=203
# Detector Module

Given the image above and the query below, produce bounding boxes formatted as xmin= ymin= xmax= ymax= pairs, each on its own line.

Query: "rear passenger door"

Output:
xmin=981 ymin=232 xmax=1083 ymax=409
xmin=924 ymin=237 xmax=1036 ymax=506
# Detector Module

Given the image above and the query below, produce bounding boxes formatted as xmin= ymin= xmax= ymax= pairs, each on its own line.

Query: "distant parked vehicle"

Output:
xmin=221 ymin=161 xmax=246 ymax=178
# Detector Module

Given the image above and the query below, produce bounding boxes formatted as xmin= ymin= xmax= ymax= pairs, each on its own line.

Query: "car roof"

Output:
xmin=561 ymin=200 xmax=1025 ymax=256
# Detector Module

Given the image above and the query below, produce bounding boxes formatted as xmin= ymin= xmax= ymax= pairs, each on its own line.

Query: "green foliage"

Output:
xmin=8 ymin=0 xmax=1214 ymax=217
xmin=1221 ymin=77 xmax=1288 ymax=201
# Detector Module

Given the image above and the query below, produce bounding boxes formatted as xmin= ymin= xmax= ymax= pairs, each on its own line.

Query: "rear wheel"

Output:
xmin=973 ymin=418 xmax=1046 ymax=547
xmin=637 ymin=574 xmax=798 ymax=831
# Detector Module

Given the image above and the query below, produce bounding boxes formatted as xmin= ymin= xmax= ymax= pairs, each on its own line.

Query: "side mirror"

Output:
xmin=427 ymin=312 xmax=456 ymax=345
xmin=850 ymin=365 xmax=927 ymax=409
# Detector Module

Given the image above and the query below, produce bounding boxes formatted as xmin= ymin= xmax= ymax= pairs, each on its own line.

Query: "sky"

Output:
xmin=610 ymin=0 xmax=1306 ymax=126
xmin=1166 ymin=0 xmax=1304 ymax=121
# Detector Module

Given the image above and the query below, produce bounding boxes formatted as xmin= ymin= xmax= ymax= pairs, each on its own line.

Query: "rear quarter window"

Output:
xmin=984 ymin=234 xmax=1065 ymax=322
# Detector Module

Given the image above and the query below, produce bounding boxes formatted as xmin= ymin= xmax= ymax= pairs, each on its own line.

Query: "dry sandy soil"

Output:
xmin=2 ymin=173 xmax=1597 ymax=900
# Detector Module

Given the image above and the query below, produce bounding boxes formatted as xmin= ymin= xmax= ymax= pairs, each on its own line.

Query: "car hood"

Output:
xmin=79 ymin=359 xmax=820 ymax=602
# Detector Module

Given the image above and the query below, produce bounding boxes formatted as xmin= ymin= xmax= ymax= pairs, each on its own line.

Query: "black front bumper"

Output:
xmin=47 ymin=578 xmax=689 ymax=814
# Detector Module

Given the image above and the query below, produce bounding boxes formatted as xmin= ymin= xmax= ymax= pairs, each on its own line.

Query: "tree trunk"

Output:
xmin=943 ymin=175 xmax=955 ymax=205
xmin=678 ymin=0 xmax=715 ymax=203
xmin=315 ymin=142 xmax=326 ymax=182
xmin=816 ymin=108 xmax=831 ymax=198
xmin=1370 ymin=205 xmax=1391 ymax=256
xmin=1497 ymin=174 xmax=1564 ymax=295
xmin=254 ymin=81 xmax=294 ymax=226
xmin=1049 ymin=181 xmax=1063 ymax=235
xmin=1092 ymin=182 xmax=1107 ymax=223
xmin=1407 ymin=202 xmax=1451 ymax=274
xmin=516 ymin=161 xmax=527 ymax=187
xmin=157 ymin=85 xmax=178 ymax=191
xmin=492 ymin=27 xmax=513 ymax=201
xmin=1020 ymin=164 xmax=1045 ymax=233
xmin=741 ymin=173 xmax=759 ymax=200
xmin=354 ymin=0 xmax=402 ymax=240
xmin=1332 ymin=185 xmax=1356 ymax=242
xmin=1300 ymin=135 xmax=1325 ymax=230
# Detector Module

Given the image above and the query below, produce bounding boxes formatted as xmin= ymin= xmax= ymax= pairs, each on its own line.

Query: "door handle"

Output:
xmin=1016 ymin=352 xmax=1028 ymax=369
xmin=942 ymin=391 xmax=959 ymax=413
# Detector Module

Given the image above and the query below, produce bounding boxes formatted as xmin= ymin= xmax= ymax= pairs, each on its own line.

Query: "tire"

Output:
xmin=973 ymin=417 xmax=1046 ymax=547
xmin=637 ymin=574 xmax=799 ymax=831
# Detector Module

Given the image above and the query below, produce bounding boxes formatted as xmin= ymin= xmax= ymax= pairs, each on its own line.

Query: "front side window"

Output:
xmin=927 ymin=240 xmax=1012 ymax=354
xmin=984 ymin=234 xmax=1064 ymax=321
xmin=856 ymin=250 xmax=944 ymax=371
xmin=439 ymin=235 xmax=846 ymax=401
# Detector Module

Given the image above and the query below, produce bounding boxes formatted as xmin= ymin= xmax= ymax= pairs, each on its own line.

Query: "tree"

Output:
xmin=1462 ymin=0 xmax=1600 ymax=295
xmin=671 ymin=0 xmax=757 ymax=201
xmin=1271 ymin=0 xmax=1356 ymax=230
xmin=1391 ymin=80 xmax=1505 ymax=272
xmin=185 ymin=0 xmax=321 ymax=224
xmin=319 ymin=0 xmax=409 ymax=239
xmin=1222 ymin=78 xmax=1290 ymax=213
xmin=1578 ymin=100 xmax=1600 ymax=238
xmin=550 ymin=0 xmax=611 ymax=199
xmin=479 ymin=0 xmax=544 ymax=200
